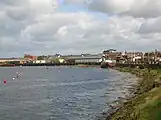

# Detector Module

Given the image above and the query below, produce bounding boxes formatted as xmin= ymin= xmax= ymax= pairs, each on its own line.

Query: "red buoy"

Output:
xmin=3 ymin=79 xmax=7 ymax=84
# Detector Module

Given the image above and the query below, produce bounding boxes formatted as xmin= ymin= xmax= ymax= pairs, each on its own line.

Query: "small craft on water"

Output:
xmin=100 ymin=60 xmax=116 ymax=68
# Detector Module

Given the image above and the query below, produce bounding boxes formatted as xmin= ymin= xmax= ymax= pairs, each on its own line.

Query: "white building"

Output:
xmin=75 ymin=58 xmax=101 ymax=63
xmin=132 ymin=56 xmax=142 ymax=62
xmin=63 ymin=54 xmax=102 ymax=63
xmin=33 ymin=60 xmax=46 ymax=64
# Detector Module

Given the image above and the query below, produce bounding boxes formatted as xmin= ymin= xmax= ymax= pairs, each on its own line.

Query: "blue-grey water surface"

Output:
xmin=0 ymin=67 xmax=138 ymax=120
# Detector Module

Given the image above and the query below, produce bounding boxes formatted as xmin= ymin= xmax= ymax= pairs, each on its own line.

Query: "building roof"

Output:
xmin=62 ymin=54 xmax=102 ymax=59
xmin=0 ymin=58 xmax=25 ymax=61
xmin=126 ymin=52 xmax=143 ymax=54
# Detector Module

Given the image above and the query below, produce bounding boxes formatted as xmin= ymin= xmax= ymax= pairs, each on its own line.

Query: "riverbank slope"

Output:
xmin=109 ymin=67 xmax=161 ymax=120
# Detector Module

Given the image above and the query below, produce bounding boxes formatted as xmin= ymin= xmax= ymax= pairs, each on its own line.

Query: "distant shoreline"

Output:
xmin=0 ymin=64 xmax=101 ymax=68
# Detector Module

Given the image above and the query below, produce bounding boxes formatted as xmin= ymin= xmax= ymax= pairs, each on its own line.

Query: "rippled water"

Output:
xmin=0 ymin=67 xmax=138 ymax=120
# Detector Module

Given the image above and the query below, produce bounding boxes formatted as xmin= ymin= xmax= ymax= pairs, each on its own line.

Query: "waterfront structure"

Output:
xmin=1 ymin=49 xmax=160 ymax=66
xmin=121 ymin=52 xmax=143 ymax=62
xmin=62 ymin=54 xmax=102 ymax=64
xmin=0 ymin=58 xmax=25 ymax=64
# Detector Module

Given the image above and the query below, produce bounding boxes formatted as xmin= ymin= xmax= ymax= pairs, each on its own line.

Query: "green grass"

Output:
xmin=148 ymin=100 xmax=161 ymax=120
xmin=110 ymin=68 xmax=161 ymax=120
xmin=111 ymin=87 xmax=161 ymax=120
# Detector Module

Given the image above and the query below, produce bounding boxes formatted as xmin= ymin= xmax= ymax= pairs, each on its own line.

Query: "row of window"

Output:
xmin=75 ymin=59 xmax=100 ymax=63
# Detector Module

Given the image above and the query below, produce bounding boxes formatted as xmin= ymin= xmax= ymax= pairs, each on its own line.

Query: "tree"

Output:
xmin=37 ymin=55 xmax=47 ymax=60
xmin=50 ymin=58 xmax=60 ymax=63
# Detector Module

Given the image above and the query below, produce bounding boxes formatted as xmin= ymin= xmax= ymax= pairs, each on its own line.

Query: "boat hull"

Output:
xmin=100 ymin=62 xmax=109 ymax=68
xmin=100 ymin=62 xmax=115 ymax=68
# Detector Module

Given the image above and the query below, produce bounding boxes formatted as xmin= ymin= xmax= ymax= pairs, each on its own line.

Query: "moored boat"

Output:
xmin=100 ymin=62 xmax=109 ymax=68
xmin=100 ymin=60 xmax=116 ymax=68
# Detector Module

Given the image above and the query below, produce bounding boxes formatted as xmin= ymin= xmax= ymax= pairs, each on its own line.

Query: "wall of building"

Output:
xmin=75 ymin=58 xmax=101 ymax=63
xmin=24 ymin=54 xmax=37 ymax=60
xmin=0 ymin=59 xmax=25 ymax=64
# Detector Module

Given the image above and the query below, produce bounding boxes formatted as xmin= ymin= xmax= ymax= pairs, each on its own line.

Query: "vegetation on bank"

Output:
xmin=110 ymin=67 xmax=161 ymax=120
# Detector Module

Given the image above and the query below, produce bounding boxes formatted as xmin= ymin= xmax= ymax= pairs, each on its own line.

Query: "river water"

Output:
xmin=0 ymin=67 xmax=138 ymax=120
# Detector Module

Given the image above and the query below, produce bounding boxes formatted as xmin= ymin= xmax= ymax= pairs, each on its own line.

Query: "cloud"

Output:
xmin=139 ymin=17 xmax=161 ymax=34
xmin=88 ymin=0 xmax=161 ymax=18
xmin=0 ymin=0 xmax=161 ymax=57
xmin=88 ymin=0 xmax=134 ymax=15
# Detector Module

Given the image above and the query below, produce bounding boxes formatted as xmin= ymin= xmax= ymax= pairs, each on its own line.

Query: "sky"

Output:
xmin=0 ymin=0 xmax=161 ymax=57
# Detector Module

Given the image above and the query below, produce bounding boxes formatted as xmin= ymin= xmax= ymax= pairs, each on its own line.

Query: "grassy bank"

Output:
xmin=109 ymin=67 xmax=161 ymax=120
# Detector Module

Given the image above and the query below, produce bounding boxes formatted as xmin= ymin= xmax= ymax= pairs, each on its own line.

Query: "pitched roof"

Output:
xmin=0 ymin=58 xmax=25 ymax=60
xmin=62 ymin=54 xmax=102 ymax=59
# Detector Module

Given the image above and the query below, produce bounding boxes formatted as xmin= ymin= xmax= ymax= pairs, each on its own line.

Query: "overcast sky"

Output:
xmin=0 ymin=0 xmax=161 ymax=57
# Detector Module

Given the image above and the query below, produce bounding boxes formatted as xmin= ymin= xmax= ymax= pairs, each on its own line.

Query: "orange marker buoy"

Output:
xmin=3 ymin=79 xmax=7 ymax=84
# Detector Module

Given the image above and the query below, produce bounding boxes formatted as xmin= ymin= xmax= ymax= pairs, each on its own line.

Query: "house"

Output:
xmin=144 ymin=51 xmax=161 ymax=62
xmin=103 ymin=51 xmax=122 ymax=62
xmin=124 ymin=52 xmax=143 ymax=58
xmin=24 ymin=54 xmax=37 ymax=60
xmin=122 ymin=52 xmax=143 ymax=62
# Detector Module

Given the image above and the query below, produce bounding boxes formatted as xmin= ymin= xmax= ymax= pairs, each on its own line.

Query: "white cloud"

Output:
xmin=89 ymin=0 xmax=161 ymax=18
xmin=139 ymin=17 xmax=161 ymax=33
xmin=89 ymin=0 xmax=134 ymax=14
xmin=57 ymin=26 xmax=68 ymax=36
xmin=0 ymin=0 xmax=161 ymax=57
